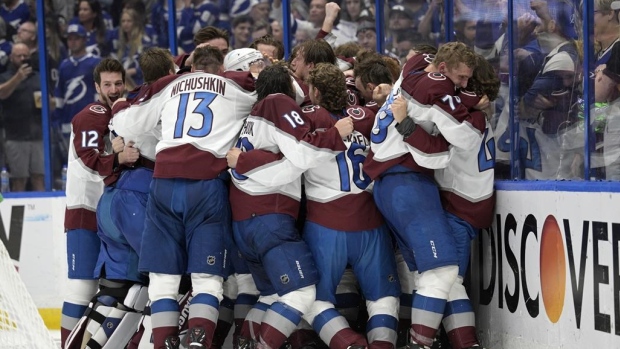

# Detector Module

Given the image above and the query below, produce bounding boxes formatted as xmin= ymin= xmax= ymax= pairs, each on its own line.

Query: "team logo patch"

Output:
xmin=207 ymin=256 xmax=216 ymax=265
xmin=302 ymin=105 xmax=319 ymax=113
xmin=346 ymin=107 xmax=366 ymax=120
xmin=280 ymin=274 xmax=290 ymax=284
xmin=428 ymin=72 xmax=446 ymax=81
xmin=388 ymin=274 xmax=396 ymax=283
xmin=89 ymin=105 xmax=107 ymax=114
xmin=106 ymin=321 xmax=114 ymax=329
xmin=461 ymin=89 xmax=477 ymax=97
xmin=423 ymin=53 xmax=435 ymax=64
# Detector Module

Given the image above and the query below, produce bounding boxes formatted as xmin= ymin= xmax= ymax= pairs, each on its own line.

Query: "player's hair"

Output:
xmin=433 ymin=41 xmax=477 ymax=70
xmin=288 ymin=44 xmax=301 ymax=66
xmin=94 ymin=58 xmax=126 ymax=85
xmin=334 ymin=42 xmax=364 ymax=58
xmin=382 ymin=55 xmax=401 ymax=83
xmin=193 ymin=26 xmax=229 ymax=47
xmin=297 ymin=39 xmax=336 ymax=66
xmin=468 ymin=54 xmax=500 ymax=102
xmin=307 ymin=63 xmax=347 ymax=113
xmin=353 ymin=55 xmax=393 ymax=87
xmin=255 ymin=62 xmax=295 ymax=102
xmin=193 ymin=46 xmax=224 ymax=73
xmin=250 ymin=34 xmax=284 ymax=60
xmin=139 ymin=47 xmax=174 ymax=84
xmin=411 ymin=43 xmax=438 ymax=55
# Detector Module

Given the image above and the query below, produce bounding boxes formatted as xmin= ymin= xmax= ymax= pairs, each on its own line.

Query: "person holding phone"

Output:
xmin=0 ymin=42 xmax=52 ymax=191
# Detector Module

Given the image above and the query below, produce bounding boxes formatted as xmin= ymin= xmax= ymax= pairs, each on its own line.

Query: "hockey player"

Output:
xmin=299 ymin=63 xmax=401 ymax=349
xmin=364 ymin=42 xmax=485 ymax=349
xmin=61 ymin=58 xmax=136 ymax=346
xmin=111 ymin=45 xmax=257 ymax=349
xmin=225 ymin=62 xmax=354 ymax=349
xmin=224 ymin=48 xmax=268 ymax=78
xmin=67 ymin=48 xmax=179 ymax=349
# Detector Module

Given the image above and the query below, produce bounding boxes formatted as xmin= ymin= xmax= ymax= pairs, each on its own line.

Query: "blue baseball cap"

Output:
xmin=66 ymin=24 xmax=87 ymax=37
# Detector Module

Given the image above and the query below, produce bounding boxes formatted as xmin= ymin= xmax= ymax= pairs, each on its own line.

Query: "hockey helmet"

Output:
xmin=224 ymin=48 xmax=266 ymax=72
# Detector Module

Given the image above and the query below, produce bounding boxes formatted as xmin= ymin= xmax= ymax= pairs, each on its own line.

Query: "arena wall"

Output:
xmin=2 ymin=185 xmax=620 ymax=347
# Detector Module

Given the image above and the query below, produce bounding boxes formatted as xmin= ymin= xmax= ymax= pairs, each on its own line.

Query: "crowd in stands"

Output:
xmin=0 ymin=0 xmax=618 ymax=192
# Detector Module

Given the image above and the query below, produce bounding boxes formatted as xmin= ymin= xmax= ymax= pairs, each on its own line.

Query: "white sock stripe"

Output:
xmin=189 ymin=303 xmax=219 ymax=323
xmin=442 ymin=311 xmax=476 ymax=332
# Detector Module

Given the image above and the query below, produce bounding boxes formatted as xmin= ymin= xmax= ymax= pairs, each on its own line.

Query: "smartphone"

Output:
xmin=22 ymin=58 xmax=31 ymax=66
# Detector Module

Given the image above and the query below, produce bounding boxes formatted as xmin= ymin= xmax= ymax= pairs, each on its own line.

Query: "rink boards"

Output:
xmin=1 ymin=184 xmax=619 ymax=347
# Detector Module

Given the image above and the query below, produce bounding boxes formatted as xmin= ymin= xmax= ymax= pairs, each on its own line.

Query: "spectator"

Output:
xmin=250 ymin=34 xmax=284 ymax=61
xmin=42 ymin=16 xmax=67 ymax=91
xmin=151 ymin=0 xmax=185 ymax=49
xmin=52 ymin=24 xmax=101 ymax=178
xmin=271 ymin=0 xmax=356 ymax=47
xmin=518 ymin=0 xmax=580 ymax=180
xmin=251 ymin=19 xmax=272 ymax=41
xmin=1 ymin=0 xmax=30 ymax=33
xmin=340 ymin=0 xmax=369 ymax=23
xmin=174 ymin=25 xmax=229 ymax=69
xmin=15 ymin=20 xmax=37 ymax=53
xmin=291 ymin=0 xmax=309 ymax=20
xmin=455 ymin=18 xmax=477 ymax=48
xmin=111 ymin=8 xmax=154 ymax=88
xmin=249 ymin=0 xmax=270 ymax=23
xmin=218 ymin=0 xmax=254 ymax=33
xmin=177 ymin=0 xmax=220 ymax=54
xmin=0 ymin=17 xmax=13 ymax=74
xmin=0 ymin=42 xmax=49 ymax=191
xmin=598 ymin=44 xmax=620 ymax=179
xmin=391 ymin=30 xmax=415 ymax=63
xmin=595 ymin=0 xmax=620 ymax=66
xmin=270 ymin=20 xmax=283 ymax=42
xmin=387 ymin=4 xmax=420 ymax=47
xmin=355 ymin=17 xmax=376 ymax=52
xmin=230 ymin=14 xmax=253 ymax=49
xmin=70 ymin=0 xmax=112 ymax=57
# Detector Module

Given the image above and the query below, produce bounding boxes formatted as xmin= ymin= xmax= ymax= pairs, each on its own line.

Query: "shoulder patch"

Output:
xmin=427 ymin=72 xmax=446 ymax=81
xmin=302 ymin=105 xmax=320 ymax=113
xmin=423 ymin=54 xmax=435 ymax=64
xmin=346 ymin=106 xmax=366 ymax=120
xmin=460 ymin=89 xmax=478 ymax=97
xmin=89 ymin=105 xmax=107 ymax=114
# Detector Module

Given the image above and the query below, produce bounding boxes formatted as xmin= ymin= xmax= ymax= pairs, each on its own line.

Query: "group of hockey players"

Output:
xmin=59 ymin=14 xmax=499 ymax=348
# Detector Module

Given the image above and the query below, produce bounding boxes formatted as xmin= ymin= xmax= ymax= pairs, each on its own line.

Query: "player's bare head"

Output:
xmin=256 ymin=62 xmax=295 ymax=101
xmin=298 ymin=39 xmax=336 ymax=66
xmin=307 ymin=63 xmax=347 ymax=112
xmin=468 ymin=54 xmax=500 ymax=101
xmin=250 ymin=34 xmax=285 ymax=60
xmin=94 ymin=58 xmax=126 ymax=106
xmin=433 ymin=42 xmax=476 ymax=71
xmin=94 ymin=58 xmax=125 ymax=86
xmin=334 ymin=42 xmax=364 ymax=59
xmin=193 ymin=26 xmax=229 ymax=55
xmin=353 ymin=55 xmax=392 ymax=88
xmin=192 ymin=45 xmax=225 ymax=74
xmin=139 ymin=47 xmax=175 ymax=84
